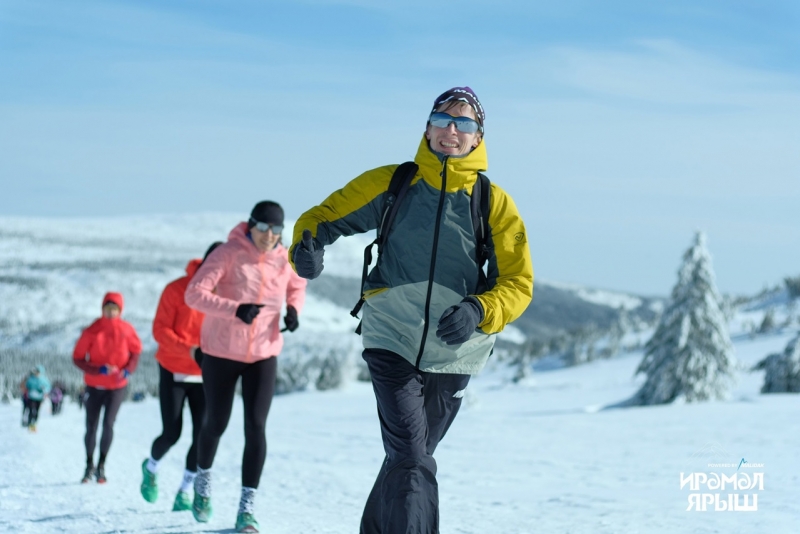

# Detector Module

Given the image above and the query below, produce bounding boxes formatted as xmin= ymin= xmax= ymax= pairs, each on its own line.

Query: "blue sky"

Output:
xmin=1 ymin=0 xmax=799 ymax=295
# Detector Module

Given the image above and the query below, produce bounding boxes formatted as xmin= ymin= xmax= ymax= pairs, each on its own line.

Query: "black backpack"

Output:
xmin=350 ymin=162 xmax=492 ymax=332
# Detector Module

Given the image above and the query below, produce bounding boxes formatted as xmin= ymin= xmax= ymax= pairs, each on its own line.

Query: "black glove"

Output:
xmin=284 ymin=305 xmax=299 ymax=332
xmin=193 ymin=347 xmax=204 ymax=367
xmin=235 ymin=303 xmax=264 ymax=325
xmin=435 ymin=297 xmax=484 ymax=345
xmin=293 ymin=229 xmax=324 ymax=280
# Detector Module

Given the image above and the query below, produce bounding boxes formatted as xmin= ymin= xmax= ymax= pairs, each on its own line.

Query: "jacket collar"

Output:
xmin=413 ymin=135 xmax=488 ymax=192
xmin=228 ymin=222 xmax=286 ymax=259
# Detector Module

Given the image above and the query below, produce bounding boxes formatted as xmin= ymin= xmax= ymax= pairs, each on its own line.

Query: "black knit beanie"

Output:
xmin=248 ymin=201 xmax=284 ymax=228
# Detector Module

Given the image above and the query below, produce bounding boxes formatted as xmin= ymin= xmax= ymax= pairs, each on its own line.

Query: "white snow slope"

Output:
xmin=1 ymin=331 xmax=798 ymax=533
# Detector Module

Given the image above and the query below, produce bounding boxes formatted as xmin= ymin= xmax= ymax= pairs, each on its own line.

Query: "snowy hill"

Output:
xmin=0 ymin=214 xmax=661 ymax=392
xmin=0 ymin=213 xmax=659 ymax=350
xmin=3 ymin=214 xmax=796 ymax=393
xmin=0 ymin=213 xmax=367 ymax=355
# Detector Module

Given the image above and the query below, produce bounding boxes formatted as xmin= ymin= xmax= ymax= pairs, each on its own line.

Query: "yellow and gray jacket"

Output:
xmin=290 ymin=136 xmax=533 ymax=375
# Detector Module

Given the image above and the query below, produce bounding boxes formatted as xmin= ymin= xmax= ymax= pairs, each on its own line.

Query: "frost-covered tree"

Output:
xmin=753 ymin=334 xmax=800 ymax=393
xmin=785 ymin=275 xmax=800 ymax=300
xmin=316 ymin=350 xmax=349 ymax=391
xmin=758 ymin=309 xmax=776 ymax=334
xmin=511 ymin=339 xmax=549 ymax=383
xmin=632 ymin=232 xmax=736 ymax=405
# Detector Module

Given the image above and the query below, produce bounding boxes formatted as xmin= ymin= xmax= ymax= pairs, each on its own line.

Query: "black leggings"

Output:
xmin=196 ymin=354 xmax=277 ymax=489
xmin=21 ymin=398 xmax=30 ymax=424
xmin=84 ymin=386 xmax=126 ymax=465
xmin=27 ymin=400 xmax=41 ymax=426
xmin=150 ymin=365 xmax=206 ymax=471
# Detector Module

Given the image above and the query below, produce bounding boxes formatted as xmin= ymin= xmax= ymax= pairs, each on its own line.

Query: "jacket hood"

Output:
xmin=185 ymin=258 xmax=203 ymax=278
xmin=102 ymin=292 xmax=124 ymax=312
xmin=414 ymin=135 xmax=488 ymax=192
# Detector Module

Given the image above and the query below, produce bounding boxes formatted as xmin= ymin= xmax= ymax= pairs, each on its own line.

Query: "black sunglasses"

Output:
xmin=428 ymin=112 xmax=482 ymax=134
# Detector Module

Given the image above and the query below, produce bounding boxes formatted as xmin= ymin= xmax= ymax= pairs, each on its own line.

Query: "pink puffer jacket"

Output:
xmin=185 ymin=222 xmax=307 ymax=363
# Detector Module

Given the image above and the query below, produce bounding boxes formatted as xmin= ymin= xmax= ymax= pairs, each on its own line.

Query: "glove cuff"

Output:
xmin=462 ymin=296 xmax=484 ymax=322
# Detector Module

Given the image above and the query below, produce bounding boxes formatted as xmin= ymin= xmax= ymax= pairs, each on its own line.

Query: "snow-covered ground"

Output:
xmin=2 ymin=330 xmax=797 ymax=533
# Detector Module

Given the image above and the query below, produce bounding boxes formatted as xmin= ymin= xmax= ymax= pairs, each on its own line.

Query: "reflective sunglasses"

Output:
xmin=428 ymin=112 xmax=482 ymax=133
xmin=250 ymin=219 xmax=283 ymax=234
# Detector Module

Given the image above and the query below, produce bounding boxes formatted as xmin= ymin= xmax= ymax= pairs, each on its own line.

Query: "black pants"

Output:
xmin=150 ymin=365 xmax=206 ymax=471
xmin=27 ymin=400 xmax=41 ymax=426
xmin=84 ymin=386 xmax=126 ymax=465
xmin=21 ymin=397 xmax=29 ymax=426
xmin=197 ymin=354 xmax=277 ymax=489
xmin=360 ymin=349 xmax=470 ymax=534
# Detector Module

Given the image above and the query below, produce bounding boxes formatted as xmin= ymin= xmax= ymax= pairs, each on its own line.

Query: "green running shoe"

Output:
xmin=172 ymin=491 xmax=192 ymax=511
xmin=235 ymin=513 xmax=260 ymax=533
xmin=192 ymin=493 xmax=213 ymax=523
xmin=140 ymin=460 xmax=158 ymax=503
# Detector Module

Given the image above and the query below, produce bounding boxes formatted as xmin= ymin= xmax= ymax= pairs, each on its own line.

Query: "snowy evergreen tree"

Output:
xmin=785 ymin=275 xmax=800 ymax=300
xmin=632 ymin=232 xmax=736 ymax=405
xmin=753 ymin=333 xmax=800 ymax=393
xmin=758 ymin=308 xmax=776 ymax=334
xmin=511 ymin=339 xmax=548 ymax=383
xmin=316 ymin=350 xmax=348 ymax=391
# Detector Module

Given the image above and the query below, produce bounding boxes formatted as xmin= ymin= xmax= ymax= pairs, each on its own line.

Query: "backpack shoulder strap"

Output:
xmin=351 ymin=161 xmax=418 ymax=325
xmin=377 ymin=161 xmax=418 ymax=250
xmin=471 ymin=172 xmax=492 ymax=268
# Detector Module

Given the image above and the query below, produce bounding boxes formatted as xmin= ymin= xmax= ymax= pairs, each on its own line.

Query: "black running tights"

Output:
xmin=196 ymin=354 xmax=277 ymax=489
xmin=84 ymin=386 xmax=126 ymax=465
xmin=27 ymin=400 xmax=41 ymax=426
xmin=150 ymin=365 xmax=206 ymax=471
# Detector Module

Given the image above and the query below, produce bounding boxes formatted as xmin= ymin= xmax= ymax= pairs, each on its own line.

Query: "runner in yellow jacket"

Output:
xmin=291 ymin=87 xmax=533 ymax=534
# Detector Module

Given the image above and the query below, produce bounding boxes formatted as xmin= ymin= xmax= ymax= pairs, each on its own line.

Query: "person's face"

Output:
xmin=425 ymin=102 xmax=482 ymax=157
xmin=251 ymin=225 xmax=281 ymax=252
xmin=102 ymin=303 xmax=121 ymax=319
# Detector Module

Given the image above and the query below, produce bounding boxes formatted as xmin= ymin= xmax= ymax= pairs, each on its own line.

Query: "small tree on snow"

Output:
xmin=785 ymin=275 xmax=800 ymax=300
xmin=632 ymin=232 xmax=736 ymax=405
xmin=758 ymin=309 xmax=776 ymax=334
xmin=753 ymin=334 xmax=800 ymax=393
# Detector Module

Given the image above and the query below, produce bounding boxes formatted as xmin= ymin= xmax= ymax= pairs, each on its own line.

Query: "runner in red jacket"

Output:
xmin=140 ymin=243 xmax=221 ymax=512
xmin=73 ymin=292 xmax=142 ymax=484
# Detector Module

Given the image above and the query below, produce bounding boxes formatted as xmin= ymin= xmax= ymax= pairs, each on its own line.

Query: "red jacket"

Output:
xmin=153 ymin=259 xmax=204 ymax=376
xmin=72 ymin=292 xmax=143 ymax=390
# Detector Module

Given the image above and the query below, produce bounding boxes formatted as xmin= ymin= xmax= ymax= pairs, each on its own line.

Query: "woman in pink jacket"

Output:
xmin=184 ymin=201 xmax=306 ymax=533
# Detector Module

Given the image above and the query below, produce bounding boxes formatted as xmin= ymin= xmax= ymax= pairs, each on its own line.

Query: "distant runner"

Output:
xmin=23 ymin=365 xmax=51 ymax=432
xmin=72 ymin=292 xmax=142 ymax=484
